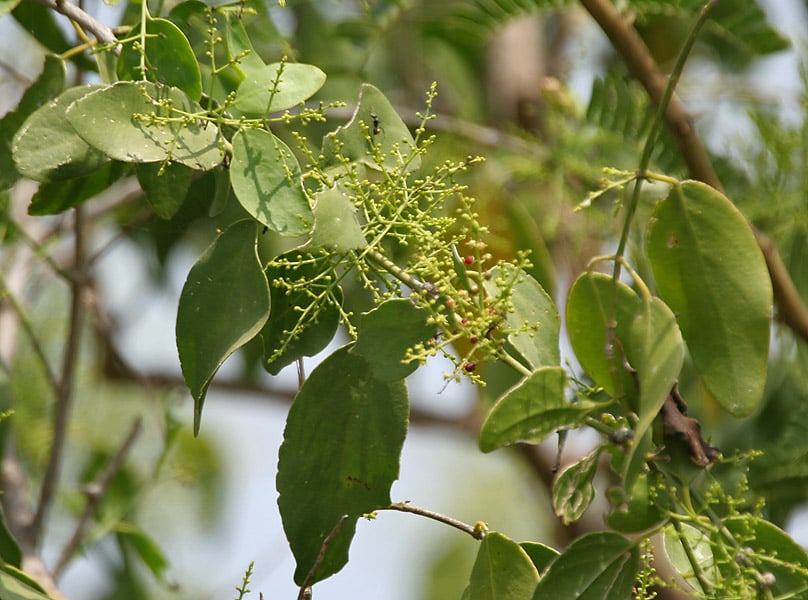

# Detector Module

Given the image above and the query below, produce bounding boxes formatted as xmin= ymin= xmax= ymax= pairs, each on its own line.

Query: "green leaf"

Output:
xmin=234 ymin=62 xmax=326 ymax=116
xmin=176 ymin=220 xmax=270 ymax=435
xmin=308 ymin=187 xmax=367 ymax=251
xmin=566 ymin=271 xmax=641 ymax=400
xmin=13 ymin=85 xmax=108 ymax=182
xmin=224 ymin=11 xmax=265 ymax=77
xmin=277 ymin=346 xmax=408 ymax=586
xmin=483 ymin=265 xmax=560 ymax=369
xmin=605 ymin=472 xmax=665 ymax=534
xmin=322 ymin=83 xmax=420 ymax=173
xmin=0 ymin=507 xmax=21 ymax=567
xmin=350 ymin=299 xmax=436 ymax=381
xmin=261 ymin=251 xmax=340 ymax=375
xmin=531 ymin=532 xmax=640 ymax=600
xmin=0 ymin=569 xmax=51 ymax=600
xmin=663 ymin=522 xmax=716 ymax=594
xmin=716 ymin=516 xmax=808 ymax=598
xmin=464 ymin=532 xmax=539 ymax=600
xmin=646 ymin=180 xmax=772 ymax=416
xmin=136 ymin=161 xmax=193 ymax=219
xmin=552 ymin=447 xmax=602 ymax=525
xmin=479 ymin=367 xmax=601 ymax=452
xmin=0 ymin=0 xmax=20 ymax=18
xmin=116 ymin=522 xmax=170 ymax=581
xmin=0 ymin=54 xmax=65 ymax=188
xmin=229 ymin=128 xmax=312 ymax=237
xmin=28 ymin=161 xmax=128 ymax=215
xmin=117 ymin=17 xmax=202 ymax=101
xmin=66 ymin=81 xmax=222 ymax=170
xmin=519 ymin=542 xmax=559 ymax=574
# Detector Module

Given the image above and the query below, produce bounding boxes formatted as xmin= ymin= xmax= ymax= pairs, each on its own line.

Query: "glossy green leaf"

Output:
xmin=0 ymin=54 xmax=65 ymax=188
xmin=566 ymin=271 xmax=641 ymax=399
xmin=230 ymin=128 xmax=312 ymax=237
xmin=520 ymin=542 xmax=559 ymax=574
xmin=663 ymin=522 xmax=716 ymax=594
xmin=117 ymin=17 xmax=202 ymax=101
xmin=716 ymin=516 xmax=808 ymax=598
xmin=277 ymin=346 xmax=408 ymax=586
xmin=308 ymin=187 xmax=366 ymax=251
xmin=646 ymin=180 xmax=772 ymax=416
xmin=531 ymin=532 xmax=639 ymax=600
xmin=350 ymin=299 xmax=435 ymax=381
xmin=234 ymin=62 xmax=326 ymax=115
xmin=66 ymin=81 xmax=222 ymax=170
xmin=28 ymin=161 xmax=127 ymax=215
xmin=262 ymin=251 xmax=340 ymax=375
xmin=464 ymin=532 xmax=539 ymax=600
xmin=0 ymin=569 xmax=50 ymax=600
xmin=13 ymin=85 xmax=108 ymax=182
xmin=224 ymin=11 xmax=265 ymax=77
xmin=552 ymin=447 xmax=602 ymax=525
xmin=483 ymin=265 xmax=560 ymax=369
xmin=176 ymin=220 xmax=269 ymax=435
xmin=479 ymin=367 xmax=601 ymax=452
xmin=136 ymin=161 xmax=193 ymax=219
xmin=322 ymin=83 xmax=420 ymax=172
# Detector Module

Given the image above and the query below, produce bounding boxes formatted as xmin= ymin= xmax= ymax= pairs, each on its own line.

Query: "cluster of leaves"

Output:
xmin=2 ymin=0 xmax=808 ymax=599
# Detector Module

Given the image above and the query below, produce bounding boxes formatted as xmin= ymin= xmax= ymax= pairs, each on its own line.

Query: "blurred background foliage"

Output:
xmin=1 ymin=0 xmax=808 ymax=598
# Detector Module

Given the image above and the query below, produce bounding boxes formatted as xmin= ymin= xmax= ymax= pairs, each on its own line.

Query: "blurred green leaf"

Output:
xmin=0 ymin=0 xmax=20 ymax=17
xmin=136 ymin=161 xmax=193 ymax=219
xmin=483 ymin=265 xmax=560 ymax=370
xmin=646 ymin=180 xmax=772 ymax=416
xmin=234 ymin=62 xmax=326 ymax=115
xmin=28 ymin=161 xmax=128 ymax=215
xmin=13 ymin=85 xmax=108 ymax=183
xmin=66 ymin=81 xmax=223 ymax=170
xmin=351 ymin=299 xmax=435 ymax=381
xmin=0 ymin=507 xmax=21 ymax=568
xmin=230 ymin=128 xmax=312 ymax=237
xmin=116 ymin=522 xmax=170 ymax=582
xmin=117 ymin=17 xmax=202 ymax=101
xmin=308 ymin=187 xmax=366 ymax=251
xmin=531 ymin=532 xmax=639 ymax=600
xmin=176 ymin=220 xmax=270 ymax=435
xmin=463 ymin=532 xmax=539 ymax=600
xmin=0 ymin=568 xmax=50 ymax=599
xmin=277 ymin=345 xmax=408 ymax=586
xmin=552 ymin=447 xmax=601 ymax=525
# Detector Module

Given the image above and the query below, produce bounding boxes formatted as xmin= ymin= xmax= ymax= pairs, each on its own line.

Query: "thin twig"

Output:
xmin=31 ymin=207 xmax=88 ymax=549
xmin=26 ymin=0 xmax=118 ymax=46
xmin=579 ymin=0 xmax=808 ymax=344
xmin=381 ymin=501 xmax=485 ymax=540
xmin=52 ymin=417 xmax=143 ymax=579
xmin=297 ymin=515 xmax=348 ymax=600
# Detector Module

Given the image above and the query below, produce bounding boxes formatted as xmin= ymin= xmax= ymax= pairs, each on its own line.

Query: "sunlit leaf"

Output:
xmin=464 ymin=532 xmax=539 ymax=600
xmin=520 ymin=542 xmax=559 ymax=574
xmin=277 ymin=346 xmax=408 ymax=586
xmin=531 ymin=532 xmax=639 ymax=600
xmin=646 ymin=180 xmax=772 ymax=416
xmin=66 ymin=81 xmax=222 ymax=170
xmin=308 ymin=187 xmax=366 ymax=251
xmin=224 ymin=11 xmax=265 ymax=78
xmin=230 ymin=128 xmax=312 ymax=237
xmin=176 ymin=220 xmax=270 ymax=434
xmin=663 ymin=522 xmax=716 ymax=594
xmin=235 ymin=62 xmax=326 ymax=115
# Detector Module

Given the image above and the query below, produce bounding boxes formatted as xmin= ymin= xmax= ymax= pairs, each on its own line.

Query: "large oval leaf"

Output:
xmin=234 ymin=62 xmax=326 ymax=115
xmin=13 ymin=85 xmax=108 ymax=182
xmin=483 ymin=265 xmax=560 ymax=369
xmin=464 ymin=532 xmax=539 ymax=600
xmin=65 ymin=81 xmax=222 ymax=170
xmin=176 ymin=220 xmax=269 ymax=434
xmin=117 ymin=17 xmax=202 ymax=101
xmin=308 ymin=187 xmax=367 ymax=251
xmin=479 ymin=367 xmax=603 ymax=452
xmin=277 ymin=346 xmax=408 ymax=587
xmin=646 ymin=180 xmax=772 ymax=416
xmin=531 ymin=532 xmax=639 ymax=600
xmin=230 ymin=128 xmax=312 ymax=237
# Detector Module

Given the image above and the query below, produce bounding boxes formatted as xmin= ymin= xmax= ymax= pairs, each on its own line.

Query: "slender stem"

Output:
xmin=671 ymin=518 xmax=714 ymax=594
xmin=381 ymin=501 xmax=485 ymax=540
xmin=31 ymin=207 xmax=88 ymax=549
xmin=365 ymin=248 xmax=438 ymax=298
xmin=499 ymin=352 xmax=531 ymax=378
xmin=53 ymin=417 xmax=143 ymax=579
xmin=297 ymin=515 xmax=348 ymax=600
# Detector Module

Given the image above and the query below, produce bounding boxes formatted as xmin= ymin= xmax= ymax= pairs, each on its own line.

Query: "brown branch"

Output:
xmin=53 ymin=417 xmax=143 ymax=579
xmin=579 ymin=0 xmax=808 ymax=343
xmin=32 ymin=207 xmax=88 ymax=549
xmin=381 ymin=501 xmax=485 ymax=540
xmin=27 ymin=0 xmax=118 ymax=47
